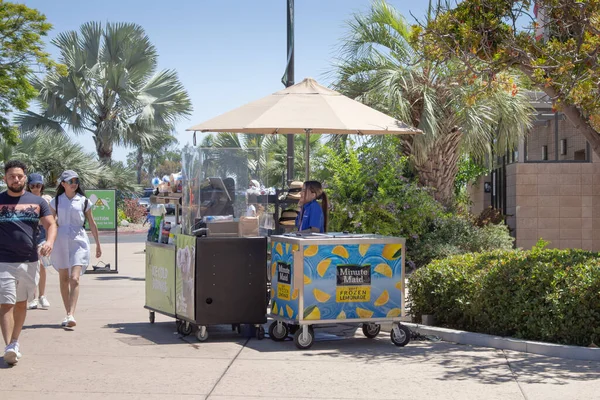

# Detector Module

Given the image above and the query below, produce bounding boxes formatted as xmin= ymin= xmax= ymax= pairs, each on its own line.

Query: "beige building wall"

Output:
xmin=511 ymin=157 xmax=600 ymax=251
xmin=468 ymin=175 xmax=490 ymax=216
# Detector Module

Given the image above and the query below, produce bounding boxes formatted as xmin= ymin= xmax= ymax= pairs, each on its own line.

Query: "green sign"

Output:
xmin=145 ymin=243 xmax=176 ymax=315
xmin=86 ymin=190 xmax=116 ymax=230
xmin=176 ymin=234 xmax=196 ymax=320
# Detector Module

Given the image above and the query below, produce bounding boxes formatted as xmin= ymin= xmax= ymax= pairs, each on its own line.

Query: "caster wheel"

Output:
xmin=362 ymin=323 xmax=380 ymax=338
xmin=176 ymin=320 xmax=183 ymax=333
xmin=196 ymin=326 xmax=209 ymax=342
xmin=256 ymin=326 xmax=265 ymax=340
xmin=391 ymin=324 xmax=411 ymax=347
xmin=149 ymin=311 xmax=155 ymax=324
xmin=268 ymin=321 xmax=288 ymax=341
xmin=293 ymin=326 xmax=315 ymax=350
xmin=180 ymin=322 xmax=193 ymax=336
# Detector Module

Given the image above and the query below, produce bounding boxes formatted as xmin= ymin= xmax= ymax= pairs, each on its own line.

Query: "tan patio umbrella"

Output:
xmin=187 ymin=77 xmax=421 ymax=178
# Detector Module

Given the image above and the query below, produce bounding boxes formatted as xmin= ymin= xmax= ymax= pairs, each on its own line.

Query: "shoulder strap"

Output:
xmin=83 ymin=198 xmax=89 ymax=228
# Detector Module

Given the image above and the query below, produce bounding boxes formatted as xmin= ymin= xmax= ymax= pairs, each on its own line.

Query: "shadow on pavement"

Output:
xmin=103 ymin=321 xmax=250 ymax=346
xmin=93 ymin=276 xmax=145 ymax=282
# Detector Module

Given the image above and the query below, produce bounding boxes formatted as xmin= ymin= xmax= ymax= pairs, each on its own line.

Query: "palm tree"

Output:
xmin=16 ymin=22 xmax=192 ymax=165
xmin=4 ymin=128 xmax=139 ymax=194
xmin=333 ymin=1 xmax=533 ymax=205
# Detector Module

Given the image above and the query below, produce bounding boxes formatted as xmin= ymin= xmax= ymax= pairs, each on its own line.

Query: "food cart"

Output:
xmin=267 ymin=233 xmax=411 ymax=349
xmin=144 ymin=147 xmax=271 ymax=341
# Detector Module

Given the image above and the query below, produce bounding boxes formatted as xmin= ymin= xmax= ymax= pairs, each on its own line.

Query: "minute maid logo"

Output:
xmin=88 ymin=194 xmax=111 ymax=210
xmin=336 ymin=264 xmax=371 ymax=302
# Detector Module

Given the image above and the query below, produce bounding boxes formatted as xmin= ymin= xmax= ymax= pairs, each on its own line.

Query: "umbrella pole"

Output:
xmin=305 ymin=129 xmax=310 ymax=180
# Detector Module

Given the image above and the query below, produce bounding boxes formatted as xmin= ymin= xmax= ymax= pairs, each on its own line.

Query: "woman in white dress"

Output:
xmin=50 ymin=170 xmax=102 ymax=328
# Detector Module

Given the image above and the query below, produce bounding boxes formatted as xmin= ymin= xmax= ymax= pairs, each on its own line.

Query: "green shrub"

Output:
xmin=408 ymin=245 xmax=600 ymax=346
xmin=410 ymin=214 xmax=514 ymax=268
xmin=117 ymin=207 xmax=127 ymax=225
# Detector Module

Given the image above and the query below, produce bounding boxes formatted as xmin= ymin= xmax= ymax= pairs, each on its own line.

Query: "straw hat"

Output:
xmin=286 ymin=181 xmax=303 ymax=200
xmin=279 ymin=209 xmax=299 ymax=226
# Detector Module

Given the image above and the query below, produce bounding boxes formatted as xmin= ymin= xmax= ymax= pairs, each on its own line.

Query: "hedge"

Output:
xmin=407 ymin=244 xmax=600 ymax=347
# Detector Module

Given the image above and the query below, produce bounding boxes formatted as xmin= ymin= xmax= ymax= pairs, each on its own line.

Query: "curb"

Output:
xmin=95 ymin=230 xmax=147 ymax=236
xmin=401 ymin=323 xmax=600 ymax=362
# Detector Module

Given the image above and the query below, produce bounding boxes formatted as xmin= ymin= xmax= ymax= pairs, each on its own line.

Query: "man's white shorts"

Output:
xmin=0 ymin=262 xmax=39 ymax=304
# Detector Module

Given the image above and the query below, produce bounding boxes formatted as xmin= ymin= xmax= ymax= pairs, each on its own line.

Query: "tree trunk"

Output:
xmin=412 ymin=129 xmax=462 ymax=207
xmin=517 ymin=64 xmax=600 ymax=158
xmin=136 ymin=147 xmax=144 ymax=185
xmin=94 ymin=134 xmax=113 ymax=165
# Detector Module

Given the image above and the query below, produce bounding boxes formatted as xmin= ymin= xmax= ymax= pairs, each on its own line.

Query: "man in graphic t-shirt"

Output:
xmin=0 ymin=160 xmax=56 ymax=366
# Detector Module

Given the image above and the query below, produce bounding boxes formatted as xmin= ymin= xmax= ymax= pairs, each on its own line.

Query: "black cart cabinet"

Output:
xmin=194 ymin=236 xmax=268 ymax=326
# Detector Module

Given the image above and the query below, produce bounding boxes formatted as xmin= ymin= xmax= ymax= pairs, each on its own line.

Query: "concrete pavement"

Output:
xmin=2 ymin=241 xmax=598 ymax=399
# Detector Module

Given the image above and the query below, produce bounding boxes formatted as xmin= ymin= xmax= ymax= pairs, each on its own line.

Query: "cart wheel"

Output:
xmin=391 ymin=324 xmax=411 ymax=347
xmin=149 ymin=311 xmax=155 ymax=324
xmin=180 ymin=322 xmax=193 ymax=336
xmin=293 ymin=326 xmax=315 ymax=350
xmin=268 ymin=321 xmax=288 ymax=341
xmin=361 ymin=323 xmax=380 ymax=338
xmin=196 ymin=326 xmax=209 ymax=342
xmin=256 ymin=326 xmax=265 ymax=340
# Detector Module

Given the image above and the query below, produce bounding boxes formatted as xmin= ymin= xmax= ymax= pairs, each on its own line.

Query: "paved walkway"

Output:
xmin=2 ymin=242 xmax=598 ymax=399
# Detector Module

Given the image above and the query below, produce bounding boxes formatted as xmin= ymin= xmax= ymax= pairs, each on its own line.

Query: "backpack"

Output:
xmin=55 ymin=194 xmax=89 ymax=228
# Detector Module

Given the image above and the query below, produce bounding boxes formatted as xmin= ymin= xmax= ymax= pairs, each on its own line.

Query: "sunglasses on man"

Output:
xmin=64 ymin=178 xmax=80 ymax=185
xmin=29 ymin=183 xmax=43 ymax=189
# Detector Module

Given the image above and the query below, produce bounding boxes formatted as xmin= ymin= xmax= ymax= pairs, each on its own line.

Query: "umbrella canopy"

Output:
xmin=187 ymin=77 xmax=421 ymax=179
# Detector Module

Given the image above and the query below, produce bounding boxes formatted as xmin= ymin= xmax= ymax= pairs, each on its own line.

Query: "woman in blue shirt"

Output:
xmin=296 ymin=181 xmax=328 ymax=233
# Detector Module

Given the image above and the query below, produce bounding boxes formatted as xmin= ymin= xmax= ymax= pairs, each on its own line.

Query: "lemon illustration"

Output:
xmin=332 ymin=245 xmax=349 ymax=258
xmin=386 ymin=308 xmax=401 ymax=318
xmin=382 ymin=244 xmax=402 ymax=260
xmin=304 ymin=305 xmax=321 ymax=320
xmin=271 ymin=262 xmax=277 ymax=280
xmin=292 ymin=244 xmax=299 ymax=252
xmin=356 ymin=307 xmax=374 ymax=318
xmin=279 ymin=307 xmax=284 ymax=316
xmin=272 ymin=302 xmax=278 ymax=315
xmin=292 ymin=288 xmax=299 ymax=300
xmin=313 ymin=288 xmax=331 ymax=303
xmin=395 ymin=280 xmax=403 ymax=290
xmin=359 ymin=244 xmax=370 ymax=257
xmin=285 ymin=243 xmax=290 ymax=253
xmin=286 ymin=305 xmax=294 ymax=318
xmin=304 ymin=245 xmax=318 ymax=257
xmin=374 ymin=290 xmax=389 ymax=307
xmin=374 ymin=263 xmax=393 ymax=278
xmin=317 ymin=259 xmax=332 ymax=277
xmin=275 ymin=242 xmax=283 ymax=256
xmin=304 ymin=275 xmax=312 ymax=285
xmin=337 ymin=310 xmax=346 ymax=319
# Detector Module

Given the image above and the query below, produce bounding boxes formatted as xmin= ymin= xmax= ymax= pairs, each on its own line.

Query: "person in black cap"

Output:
xmin=26 ymin=173 xmax=53 ymax=310
xmin=49 ymin=170 xmax=102 ymax=328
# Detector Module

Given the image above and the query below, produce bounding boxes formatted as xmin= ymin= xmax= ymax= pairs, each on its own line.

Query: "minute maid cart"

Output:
xmin=268 ymin=233 xmax=411 ymax=349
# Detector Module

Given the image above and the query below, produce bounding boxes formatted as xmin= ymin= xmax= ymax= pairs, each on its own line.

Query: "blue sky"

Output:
xmin=21 ymin=0 xmax=432 ymax=163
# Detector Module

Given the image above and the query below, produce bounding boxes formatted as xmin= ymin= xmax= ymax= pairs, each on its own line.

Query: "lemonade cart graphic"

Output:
xmin=269 ymin=234 xmax=411 ymax=349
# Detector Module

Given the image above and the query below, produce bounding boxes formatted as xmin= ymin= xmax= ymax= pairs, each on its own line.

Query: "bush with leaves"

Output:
xmin=122 ymin=199 xmax=147 ymax=224
xmin=410 ymin=213 xmax=514 ymax=268
xmin=408 ymin=242 xmax=600 ymax=347
xmin=316 ymin=140 xmax=445 ymax=262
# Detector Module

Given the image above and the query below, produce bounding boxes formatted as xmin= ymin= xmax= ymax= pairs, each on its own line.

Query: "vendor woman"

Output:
xmin=296 ymin=181 xmax=328 ymax=233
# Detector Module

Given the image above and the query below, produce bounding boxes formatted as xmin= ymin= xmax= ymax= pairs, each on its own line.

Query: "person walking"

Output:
xmin=26 ymin=173 xmax=52 ymax=310
xmin=50 ymin=170 xmax=101 ymax=328
xmin=1 ymin=160 xmax=56 ymax=366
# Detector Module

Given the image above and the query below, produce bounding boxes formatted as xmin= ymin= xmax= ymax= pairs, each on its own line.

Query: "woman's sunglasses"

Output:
xmin=64 ymin=178 xmax=80 ymax=185
xmin=29 ymin=183 xmax=43 ymax=189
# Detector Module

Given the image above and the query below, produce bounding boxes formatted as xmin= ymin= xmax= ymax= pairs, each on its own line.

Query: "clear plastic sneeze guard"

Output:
xmin=180 ymin=146 xmax=273 ymax=237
